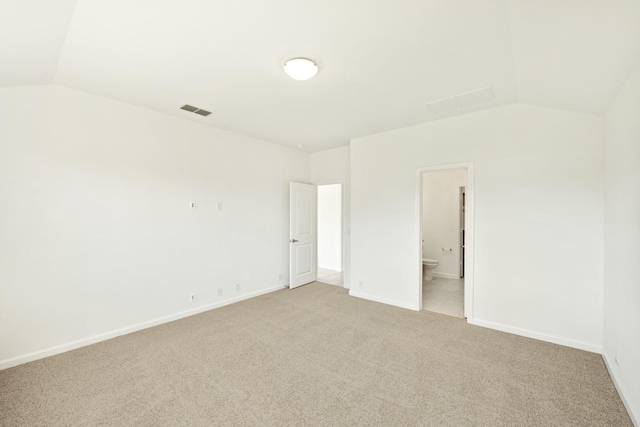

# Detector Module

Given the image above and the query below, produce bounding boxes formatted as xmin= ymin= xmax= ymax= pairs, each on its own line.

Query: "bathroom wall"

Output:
xmin=422 ymin=169 xmax=467 ymax=278
xmin=603 ymin=58 xmax=640 ymax=424
xmin=350 ymin=103 xmax=604 ymax=352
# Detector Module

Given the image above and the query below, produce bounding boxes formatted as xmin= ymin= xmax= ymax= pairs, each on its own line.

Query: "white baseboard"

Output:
xmin=349 ymin=289 xmax=419 ymax=311
xmin=603 ymin=353 xmax=639 ymax=427
xmin=467 ymin=318 xmax=602 ymax=354
xmin=432 ymin=272 xmax=459 ymax=279
xmin=0 ymin=284 xmax=285 ymax=371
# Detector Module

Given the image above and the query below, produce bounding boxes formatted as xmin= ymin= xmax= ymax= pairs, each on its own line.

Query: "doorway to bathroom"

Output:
xmin=316 ymin=183 xmax=344 ymax=286
xmin=417 ymin=163 xmax=474 ymax=319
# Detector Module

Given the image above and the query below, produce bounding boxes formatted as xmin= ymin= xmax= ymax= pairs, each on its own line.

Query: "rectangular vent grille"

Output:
xmin=180 ymin=104 xmax=212 ymax=117
xmin=180 ymin=104 xmax=198 ymax=112
xmin=425 ymin=87 xmax=494 ymax=114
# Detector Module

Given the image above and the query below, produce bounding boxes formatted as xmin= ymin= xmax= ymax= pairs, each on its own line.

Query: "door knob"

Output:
xmin=290 ymin=239 xmax=298 ymax=243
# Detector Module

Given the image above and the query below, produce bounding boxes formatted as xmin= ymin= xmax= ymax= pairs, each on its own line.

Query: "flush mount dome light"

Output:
xmin=284 ymin=58 xmax=318 ymax=81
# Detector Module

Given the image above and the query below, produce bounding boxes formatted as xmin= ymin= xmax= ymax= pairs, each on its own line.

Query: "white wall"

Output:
xmin=310 ymin=146 xmax=350 ymax=184
xmin=350 ymin=103 xmax=604 ymax=352
xmin=603 ymin=59 xmax=640 ymax=424
xmin=0 ymin=85 xmax=310 ymax=368
xmin=422 ymin=169 xmax=466 ymax=278
xmin=318 ymin=184 xmax=342 ymax=271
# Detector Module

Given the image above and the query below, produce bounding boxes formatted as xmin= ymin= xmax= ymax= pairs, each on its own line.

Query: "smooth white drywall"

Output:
xmin=0 ymin=85 xmax=310 ymax=367
xmin=310 ymin=146 xmax=350 ymax=184
xmin=422 ymin=169 xmax=467 ymax=278
xmin=318 ymin=184 xmax=342 ymax=271
xmin=603 ymin=59 xmax=640 ymax=424
xmin=350 ymin=103 xmax=604 ymax=351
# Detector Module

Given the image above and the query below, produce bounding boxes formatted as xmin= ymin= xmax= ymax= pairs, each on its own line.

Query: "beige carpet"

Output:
xmin=0 ymin=282 xmax=631 ymax=426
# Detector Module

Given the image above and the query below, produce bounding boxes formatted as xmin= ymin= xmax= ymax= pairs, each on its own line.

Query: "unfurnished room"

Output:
xmin=1 ymin=1 xmax=639 ymax=426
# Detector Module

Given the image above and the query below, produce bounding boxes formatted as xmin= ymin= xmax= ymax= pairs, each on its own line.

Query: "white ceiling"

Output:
xmin=3 ymin=0 xmax=640 ymax=152
xmin=0 ymin=0 xmax=77 ymax=86
xmin=508 ymin=0 xmax=640 ymax=115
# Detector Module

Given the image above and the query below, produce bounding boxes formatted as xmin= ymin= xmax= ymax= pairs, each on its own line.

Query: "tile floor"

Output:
xmin=317 ymin=268 xmax=343 ymax=286
xmin=422 ymin=277 xmax=464 ymax=318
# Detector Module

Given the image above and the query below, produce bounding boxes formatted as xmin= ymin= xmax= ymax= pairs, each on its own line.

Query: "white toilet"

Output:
xmin=422 ymin=258 xmax=439 ymax=282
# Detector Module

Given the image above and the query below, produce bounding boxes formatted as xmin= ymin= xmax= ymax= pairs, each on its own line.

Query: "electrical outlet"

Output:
xmin=216 ymin=202 xmax=223 ymax=211
xmin=189 ymin=201 xmax=196 ymax=210
xmin=235 ymin=283 xmax=241 ymax=292
xmin=615 ymin=352 xmax=619 ymax=366
xmin=358 ymin=280 xmax=363 ymax=288
xmin=278 ymin=273 xmax=283 ymax=282
xmin=217 ymin=288 xmax=223 ymax=297
xmin=189 ymin=293 xmax=196 ymax=302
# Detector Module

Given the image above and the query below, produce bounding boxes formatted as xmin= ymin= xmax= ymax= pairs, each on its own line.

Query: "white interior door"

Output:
xmin=290 ymin=182 xmax=317 ymax=289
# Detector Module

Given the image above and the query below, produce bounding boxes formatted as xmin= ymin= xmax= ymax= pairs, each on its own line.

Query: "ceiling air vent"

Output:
xmin=180 ymin=104 xmax=212 ymax=117
xmin=425 ymin=87 xmax=494 ymax=114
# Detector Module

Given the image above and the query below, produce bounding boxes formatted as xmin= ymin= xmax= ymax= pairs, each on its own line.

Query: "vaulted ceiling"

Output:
xmin=3 ymin=0 xmax=640 ymax=151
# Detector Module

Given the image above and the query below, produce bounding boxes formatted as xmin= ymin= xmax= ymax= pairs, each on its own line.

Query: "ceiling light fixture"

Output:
xmin=297 ymin=144 xmax=305 ymax=149
xmin=284 ymin=58 xmax=318 ymax=81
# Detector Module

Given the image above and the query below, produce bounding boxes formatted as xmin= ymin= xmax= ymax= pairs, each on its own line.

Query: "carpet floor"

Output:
xmin=0 ymin=282 xmax=632 ymax=426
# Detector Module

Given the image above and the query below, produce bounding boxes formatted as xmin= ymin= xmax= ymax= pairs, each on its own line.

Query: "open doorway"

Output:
xmin=316 ymin=183 xmax=343 ymax=286
xmin=417 ymin=163 xmax=474 ymax=319
xmin=459 ymin=186 xmax=466 ymax=279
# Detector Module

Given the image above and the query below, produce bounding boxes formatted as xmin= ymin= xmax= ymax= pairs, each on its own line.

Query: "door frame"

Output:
xmin=459 ymin=186 xmax=465 ymax=279
xmin=416 ymin=162 xmax=474 ymax=319
xmin=316 ymin=180 xmax=349 ymax=289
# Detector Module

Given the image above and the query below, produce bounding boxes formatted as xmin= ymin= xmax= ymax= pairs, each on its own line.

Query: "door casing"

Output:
xmin=416 ymin=163 xmax=474 ymax=319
